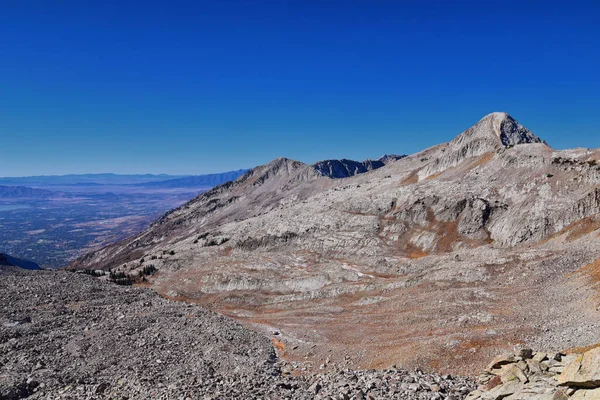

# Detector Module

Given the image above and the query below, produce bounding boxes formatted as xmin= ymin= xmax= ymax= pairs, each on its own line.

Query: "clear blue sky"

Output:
xmin=1 ymin=0 xmax=599 ymax=176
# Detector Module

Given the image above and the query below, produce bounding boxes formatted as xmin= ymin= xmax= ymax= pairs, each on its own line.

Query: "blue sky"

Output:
xmin=1 ymin=0 xmax=599 ymax=176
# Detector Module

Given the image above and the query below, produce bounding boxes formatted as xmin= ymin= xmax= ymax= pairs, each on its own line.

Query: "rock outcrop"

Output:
xmin=312 ymin=158 xmax=384 ymax=178
xmin=311 ymin=155 xmax=407 ymax=179
xmin=558 ymin=348 xmax=600 ymax=389
xmin=467 ymin=348 xmax=600 ymax=400
xmin=311 ymin=156 xmax=407 ymax=178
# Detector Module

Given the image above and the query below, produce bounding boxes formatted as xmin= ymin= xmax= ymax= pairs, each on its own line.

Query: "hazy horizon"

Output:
xmin=0 ymin=170 xmax=248 ymax=179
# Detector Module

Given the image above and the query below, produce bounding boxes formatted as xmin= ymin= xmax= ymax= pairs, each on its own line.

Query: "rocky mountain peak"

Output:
xmin=418 ymin=112 xmax=546 ymax=179
xmin=479 ymin=112 xmax=544 ymax=147
xmin=263 ymin=157 xmax=306 ymax=172
xmin=376 ymin=154 xmax=407 ymax=163
xmin=240 ymin=157 xmax=310 ymax=185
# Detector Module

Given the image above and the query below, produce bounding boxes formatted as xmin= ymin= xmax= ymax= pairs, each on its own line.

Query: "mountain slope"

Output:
xmin=71 ymin=112 xmax=600 ymax=375
xmin=71 ymin=157 xmax=328 ymax=270
xmin=418 ymin=112 xmax=546 ymax=179
xmin=0 ymin=253 xmax=40 ymax=270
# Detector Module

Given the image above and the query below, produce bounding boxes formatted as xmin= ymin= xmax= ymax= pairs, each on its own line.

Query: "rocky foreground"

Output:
xmin=467 ymin=348 xmax=600 ymax=399
xmin=0 ymin=268 xmax=475 ymax=399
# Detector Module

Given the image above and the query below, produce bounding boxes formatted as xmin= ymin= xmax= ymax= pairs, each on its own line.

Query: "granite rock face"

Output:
xmin=558 ymin=348 xmax=600 ymax=389
xmin=312 ymin=158 xmax=385 ymax=179
xmin=312 ymin=155 xmax=406 ymax=179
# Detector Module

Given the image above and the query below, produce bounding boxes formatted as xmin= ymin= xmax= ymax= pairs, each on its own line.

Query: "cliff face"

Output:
xmin=312 ymin=158 xmax=385 ymax=178
xmin=312 ymin=154 xmax=407 ymax=179
xmin=71 ymin=113 xmax=600 ymax=375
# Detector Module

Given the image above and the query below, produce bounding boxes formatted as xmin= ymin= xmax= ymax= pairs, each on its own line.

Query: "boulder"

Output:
xmin=500 ymin=364 xmax=529 ymax=384
xmin=557 ymin=348 xmax=600 ymax=388
xmin=552 ymin=389 xmax=572 ymax=400
xmin=519 ymin=349 xmax=534 ymax=360
xmin=570 ymin=387 xmax=600 ymax=399
xmin=483 ymin=380 xmax=522 ymax=400
xmin=533 ymin=352 xmax=548 ymax=363
xmin=526 ymin=359 xmax=544 ymax=375
xmin=487 ymin=354 xmax=518 ymax=372
xmin=506 ymin=387 xmax=568 ymax=400
xmin=468 ymin=349 xmax=600 ymax=400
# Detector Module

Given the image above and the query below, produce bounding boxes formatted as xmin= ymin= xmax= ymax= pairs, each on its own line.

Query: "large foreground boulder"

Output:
xmin=467 ymin=347 xmax=600 ymax=400
xmin=558 ymin=348 xmax=600 ymax=388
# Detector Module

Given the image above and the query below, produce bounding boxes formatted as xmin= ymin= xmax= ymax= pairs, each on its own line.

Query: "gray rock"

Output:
xmin=558 ymin=348 xmax=600 ymax=388
xmin=0 ymin=269 xmax=476 ymax=399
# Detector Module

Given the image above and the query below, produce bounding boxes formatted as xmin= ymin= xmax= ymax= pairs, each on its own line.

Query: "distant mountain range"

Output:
xmin=0 ymin=185 xmax=56 ymax=198
xmin=0 ymin=163 xmax=409 ymax=197
xmin=0 ymin=171 xmax=252 ymax=198
xmin=0 ymin=173 xmax=184 ymax=186
xmin=130 ymin=169 xmax=250 ymax=188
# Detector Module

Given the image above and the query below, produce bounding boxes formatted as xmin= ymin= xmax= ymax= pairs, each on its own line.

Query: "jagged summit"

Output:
xmin=235 ymin=157 xmax=313 ymax=187
xmin=450 ymin=112 xmax=544 ymax=150
xmin=254 ymin=157 xmax=307 ymax=176
xmin=418 ymin=112 xmax=546 ymax=179
xmin=312 ymin=158 xmax=385 ymax=179
xmin=477 ymin=112 xmax=544 ymax=147
xmin=259 ymin=157 xmax=306 ymax=172
xmin=252 ymin=155 xmax=405 ymax=181
xmin=377 ymin=154 xmax=407 ymax=163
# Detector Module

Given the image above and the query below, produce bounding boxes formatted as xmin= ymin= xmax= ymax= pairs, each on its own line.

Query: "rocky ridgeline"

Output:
xmin=0 ymin=268 xmax=475 ymax=399
xmin=466 ymin=348 xmax=600 ymax=399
